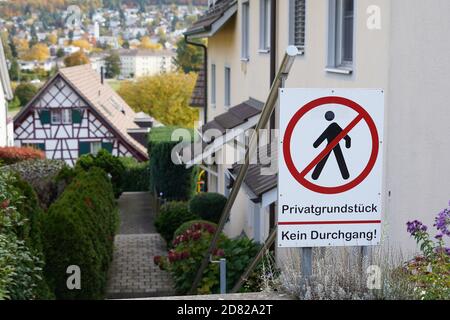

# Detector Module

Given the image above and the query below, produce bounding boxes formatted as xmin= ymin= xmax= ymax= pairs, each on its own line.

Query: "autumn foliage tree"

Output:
xmin=21 ymin=43 xmax=50 ymax=62
xmin=117 ymin=73 xmax=199 ymax=128
xmin=139 ymin=36 xmax=162 ymax=50
xmin=64 ymin=51 xmax=90 ymax=67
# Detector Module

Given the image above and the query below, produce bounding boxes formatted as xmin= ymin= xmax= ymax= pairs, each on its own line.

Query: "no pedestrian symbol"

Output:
xmin=283 ymin=95 xmax=379 ymax=195
xmin=278 ymin=89 xmax=384 ymax=248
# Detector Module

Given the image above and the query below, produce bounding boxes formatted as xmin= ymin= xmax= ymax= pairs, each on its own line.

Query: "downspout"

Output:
xmin=185 ymin=34 xmax=208 ymax=124
xmin=269 ymin=0 xmax=277 ymax=136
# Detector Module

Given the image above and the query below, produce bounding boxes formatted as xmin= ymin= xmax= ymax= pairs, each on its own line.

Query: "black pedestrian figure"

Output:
xmin=312 ymin=111 xmax=351 ymax=180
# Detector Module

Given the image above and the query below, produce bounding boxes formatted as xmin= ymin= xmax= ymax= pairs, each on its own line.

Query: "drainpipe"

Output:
xmin=269 ymin=0 xmax=277 ymax=137
xmin=185 ymin=34 xmax=208 ymax=125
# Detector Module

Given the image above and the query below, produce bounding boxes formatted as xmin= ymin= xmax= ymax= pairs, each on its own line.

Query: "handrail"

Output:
xmin=189 ymin=46 xmax=299 ymax=294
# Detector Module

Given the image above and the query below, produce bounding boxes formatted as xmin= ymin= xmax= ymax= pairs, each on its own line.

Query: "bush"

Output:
xmin=14 ymin=83 xmax=38 ymax=107
xmin=0 ymin=147 xmax=45 ymax=165
xmin=0 ymin=171 xmax=50 ymax=300
xmin=404 ymin=205 xmax=450 ymax=300
xmin=174 ymin=220 xmax=217 ymax=239
xmin=189 ymin=193 xmax=227 ymax=223
xmin=119 ymin=157 xmax=150 ymax=192
xmin=42 ymin=168 xmax=119 ymax=299
xmin=5 ymin=159 xmax=67 ymax=209
xmin=76 ymin=150 xmax=125 ymax=198
xmin=149 ymin=127 xmax=197 ymax=201
xmin=154 ymin=221 xmax=260 ymax=295
xmin=155 ymin=201 xmax=198 ymax=244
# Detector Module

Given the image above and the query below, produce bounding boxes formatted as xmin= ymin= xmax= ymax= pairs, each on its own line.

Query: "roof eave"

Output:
xmin=184 ymin=2 xmax=238 ymax=39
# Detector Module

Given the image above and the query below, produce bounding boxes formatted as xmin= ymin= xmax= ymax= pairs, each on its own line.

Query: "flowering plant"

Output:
xmin=154 ymin=221 xmax=260 ymax=295
xmin=405 ymin=202 xmax=450 ymax=300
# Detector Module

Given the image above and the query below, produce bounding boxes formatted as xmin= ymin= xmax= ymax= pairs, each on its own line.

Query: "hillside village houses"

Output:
xmin=183 ymin=0 xmax=450 ymax=255
xmin=13 ymin=64 xmax=153 ymax=166
xmin=0 ymin=39 xmax=13 ymax=147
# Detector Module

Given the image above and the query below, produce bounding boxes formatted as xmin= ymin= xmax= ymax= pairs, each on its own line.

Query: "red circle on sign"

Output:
xmin=283 ymin=96 xmax=379 ymax=194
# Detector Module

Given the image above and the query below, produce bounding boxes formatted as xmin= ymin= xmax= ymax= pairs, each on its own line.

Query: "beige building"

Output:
xmin=185 ymin=0 xmax=450 ymax=256
xmin=119 ymin=49 xmax=176 ymax=78
xmin=0 ymin=39 xmax=13 ymax=147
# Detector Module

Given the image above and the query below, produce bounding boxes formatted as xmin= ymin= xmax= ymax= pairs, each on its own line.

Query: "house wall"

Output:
xmin=14 ymin=77 xmax=137 ymax=166
xmin=203 ymin=0 xmax=450 ymax=254
xmin=0 ymin=83 xmax=7 ymax=147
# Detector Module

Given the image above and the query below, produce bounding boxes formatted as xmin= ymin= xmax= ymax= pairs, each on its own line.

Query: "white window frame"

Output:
xmin=211 ymin=64 xmax=216 ymax=107
xmin=62 ymin=109 xmax=72 ymax=124
xmin=327 ymin=0 xmax=354 ymax=74
xmin=289 ymin=0 xmax=306 ymax=54
xmin=224 ymin=66 xmax=231 ymax=108
xmin=241 ymin=0 xmax=250 ymax=61
xmin=90 ymin=141 xmax=102 ymax=155
xmin=259 ymin=0 xmax=271 ymax=53
xmin=50 ymin=109 xmax=62 ymax=124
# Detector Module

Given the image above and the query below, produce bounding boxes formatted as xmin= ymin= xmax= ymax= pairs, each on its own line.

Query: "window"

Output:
xmin=51 ymin=109 xmax=72 ymax=124
xmin=328 ymin=0 xmax=354 ymax=71
xmin=90 ymin=141 xmax=102 ymax=155
xmin=259 ymin=0 xmax=271 ymax=52
xmin=241 ymin=1 xmax=250 ymax=60
xmin=62 ymin=109 xmax=72 ymax=124
xmin=224 ymin=67 xmax=231 ymax=108
xmin=211 ymin=64 xmax=216 ymax=106
xmin=289 ymin=0 xmax=306 ymax=51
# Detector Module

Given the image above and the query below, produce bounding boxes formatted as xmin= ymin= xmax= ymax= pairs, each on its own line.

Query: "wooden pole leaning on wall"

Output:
xmin=188 ymin=46 xmax=299 ymax=295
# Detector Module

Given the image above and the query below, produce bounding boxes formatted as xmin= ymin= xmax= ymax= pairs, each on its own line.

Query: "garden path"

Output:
xmin=106 ymin=192 xmax=175 ymax=299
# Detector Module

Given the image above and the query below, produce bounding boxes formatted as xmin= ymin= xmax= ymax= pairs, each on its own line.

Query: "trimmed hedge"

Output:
xmin=0 ymin=171 xmax=52 ymax=300
xmin=5 ymin=159 xmax=67 ymax=209
xmin=119 ymin=157 xmax=150 ymax=192
xmin=189 ymin=193 xmax=227 ymax=224
xmin=155 ymin=201 xmax=199 ymax=244
xmin=76 ymin=150 xmax=125 ymax=198
xmin=42 ymin=168 xmax=119 ymax=299
xmin=0 ymin=147 xmax=45 ymax=165
xmin=149 ymin=127 xmax=197 ymax=201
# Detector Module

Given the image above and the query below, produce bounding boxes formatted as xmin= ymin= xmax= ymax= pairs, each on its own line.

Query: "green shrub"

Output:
xmin=189 ymin=193 xmax=227 ymax=223
xmin=149 ymin=127 xmax=197 ymax=201
xmin=174 ymin=220 xmax=217 ymax=239
xmin=0 ymin=171 xmax=50 ymax=300
xmin=5 ymin=159 xmax=67 ymax=209
xmin=42 ymin=168 xmax=119 ymax=299
xmin=154 ymin=221 xmax=260 ymax=295
xmin=155 ymin=201 xmax=198 ymax=244
xmin=119 ymin=157 xmax=150 ymax=192
xmin=76 ymin=150 xmax=125 ymax=198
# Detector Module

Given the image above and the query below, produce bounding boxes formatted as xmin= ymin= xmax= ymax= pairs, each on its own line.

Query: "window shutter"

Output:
xmin=79 ymin=142 xmax=91 ymax=156
xmin=101 ymin=142 xmax=113 ymax=153
xmin=291 ymin=0 xmax=306 ymax=49
xmin=72 ymin=109 xmax=83 ymax=124
xmin=38 ymin=143 xmax=45 ymax=151
xmin=39 ymin=110 xmax=51 ymax=124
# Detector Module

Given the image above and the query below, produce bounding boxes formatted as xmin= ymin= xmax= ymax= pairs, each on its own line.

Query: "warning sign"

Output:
xmin=278 ymin=89 xmax=384 ymax=248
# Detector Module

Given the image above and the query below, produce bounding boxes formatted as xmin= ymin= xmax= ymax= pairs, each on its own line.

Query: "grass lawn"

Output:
xmin=149 ymin=126 xmax=196 ymax=144
xmin=106 ymin=79 xmax=123 ymax=92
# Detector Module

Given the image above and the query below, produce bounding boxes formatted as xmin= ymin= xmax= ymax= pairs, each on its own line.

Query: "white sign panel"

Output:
xmin=278 ymin=89 xmax=384 ymax=248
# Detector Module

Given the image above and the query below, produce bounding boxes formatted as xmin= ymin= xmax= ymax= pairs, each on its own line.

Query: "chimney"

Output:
xmin=100 ymin=66 xmax=104 ymax=84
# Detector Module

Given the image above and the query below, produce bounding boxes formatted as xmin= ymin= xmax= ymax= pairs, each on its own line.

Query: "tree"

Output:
xmin=64 ymin=51 xmax=90 ymax=67
xmin=56 ymin=48 xmax=65 ymax=58
xmin=117 ymin=72 xmax=199 ymax=128
xmin=15 ymin=83 xmax=38 ymax=107
xmin=47 ymin=34 xmax=58 ymax=45
xmin=173 ymin=38 xmax=204 ymax=73
xmin=9 ymin=59 xmax=20 ymax=81
xmin=139 ymin=36 xmax=162 ymax=50
xmin=104 ymin=52 xmax=121 ymax=79
xmin=72 ymin=39 xmax=91 ymax=51
xmin=21 ymin=43 xmax=50 ymax=62
xmin=122 ymin=40 xmax=130 ymax=49
xmin=14 ymin=37 xmax=29 ymax=57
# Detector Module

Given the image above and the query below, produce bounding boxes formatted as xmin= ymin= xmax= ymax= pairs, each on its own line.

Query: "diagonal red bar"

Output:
xmin=300 ymin=114 xmax=364 ymax=178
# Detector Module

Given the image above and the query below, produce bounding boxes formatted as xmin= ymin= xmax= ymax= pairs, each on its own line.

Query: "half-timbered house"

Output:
xmin=13 ymin=64 xmax=150 ymax=165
